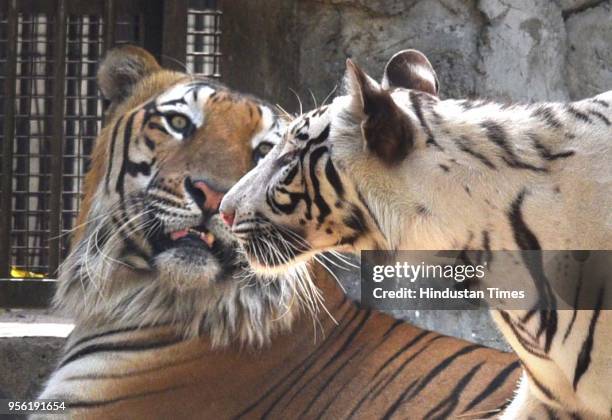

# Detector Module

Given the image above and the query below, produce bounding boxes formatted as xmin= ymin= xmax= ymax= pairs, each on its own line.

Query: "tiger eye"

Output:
xmin=258 ymin=143 xmax=272 ymax=154
xmin=171 ymin=115 xmax=188 ymax=130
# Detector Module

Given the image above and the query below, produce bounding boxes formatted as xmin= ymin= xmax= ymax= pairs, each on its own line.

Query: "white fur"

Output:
xmin=222 ymin=87 xmax=612 ymax=418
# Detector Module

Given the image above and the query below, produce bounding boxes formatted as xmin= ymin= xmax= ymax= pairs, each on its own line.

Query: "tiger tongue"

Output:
xmin=170 ymin=229 xmax=189 ymax=241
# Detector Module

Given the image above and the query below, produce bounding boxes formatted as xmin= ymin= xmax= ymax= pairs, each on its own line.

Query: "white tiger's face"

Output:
xmin=221 ymin=50 xmax=441 ymax=273
xmin=219 ymin=104 xmax=379 ymax=274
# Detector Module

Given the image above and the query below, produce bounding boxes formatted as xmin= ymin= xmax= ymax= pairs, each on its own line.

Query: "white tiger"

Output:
xmin=220 ymin=49 xmax=612 ymax=419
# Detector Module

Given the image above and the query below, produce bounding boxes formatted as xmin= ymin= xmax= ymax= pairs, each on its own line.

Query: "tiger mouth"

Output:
xmin=154 ymin=222 xmax=222 ymax=254
xmin=169 ymin=226 xmax=216 ymax=248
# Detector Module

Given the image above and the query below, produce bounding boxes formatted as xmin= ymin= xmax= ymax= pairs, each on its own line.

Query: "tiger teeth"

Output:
xmin=186 ymin=228 xmax=215 ymax=247
xmin=202 ymin=232 xmax=215 ymax=247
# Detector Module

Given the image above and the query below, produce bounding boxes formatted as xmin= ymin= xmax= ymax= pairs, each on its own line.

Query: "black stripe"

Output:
xmin=343 ymin=206 xmax=368 ymax=235
xmin=265 ymin=309 xmax=370 ymax=416
xmin=315 ymin=373 xmax=354 ymax=420
xmin=508 ymin=189 xmax=539 ymax=250
xmin=482 ymin=121 xmax=546 ymax=172
xmin=324 ymin=158 xmax=344 ymax=198
xmin=591 ymin=98 xmax=609 ymax=108
xmin=508 ymin=189 xmax=557 ymax=352
xmin=147 ymin=121 xmax=168 ymax=134
xmin=425 ymin=362 xmax=484 ymax=420
xmin=463 ymin=361 xmax=520 ymax=412
xmin=377 ymin=330 xmax=430 ymax=373
xmin=410 ymin=91 xmax=443 ymax=151
xmin=67 ymin=324 xmax=169 ymax=351
xmin=67 ymin=384 xmax=189 ymax=409
xmin=159 ymin=97 xmax=187 ymax=107
xmin=400 ymin=344 xmax=483 ymax=404
xmin=589 ymin=110 xmax=610 ymax=126
xmin=144 ymin=136 xmax=156 ymax=151
xmin=309 ymin=146 xmax=332 ymax=224
xmin=105 ymin=116 xmax=124 ymax=193
xmin=299 ymin=345 xmax=367 ymax=418
xmin=530 ymin=133 xmax=575 ymax=160
xmin=59 ymin=337 xmax=182 ymax=369
xmin=566 ymin=105 xmax=591 ymax=123
xmin=115 ymin=111 xmax=137 ymax=198
xmin=125 ymin=158 xmax=153 ymax=177
xmin=501 ymin=156 xmax=548 ymax=172
xmin=544 ymin=405 xmax=560 ymax=420
xmin=320 ymin=310 xmax=372 ymax=370
xmin=256 ymin=308 xmax=362 ymax=419
xmin=573 ymin=287 xmax=604 ymax=389
xmin=344 ymin=330 xmax=430 ymax=417
xmin=370 ymin=335 xmax=445 ymax=400
xmin=381 ymin=379 xmax=420 ymax=420
xmin=563 ymin=265 xmax=583 ymax=343
xmin=356 ymin=189 xmax=383 ymax=235
xmin=457 ymin=136 xmax=497 ymax=169
xmin=481 ymin=120 xmax=509 ymax=152
xmin=499 ymin=310 xmax=550 ymax=359
xmin=282 ymin=163 xmax=299 ymax=185
xmin=382 ymin=319 xmax=406 ymax=338
xmin=532 ymin=106 xmax=562 ymax=129
xmin=66 ymin=351 xmax=208 ymax=380
xmin=235 ymin=304 xmax=358 ymax=419
xmin=523 ymin=363 xmax=556 ymax=401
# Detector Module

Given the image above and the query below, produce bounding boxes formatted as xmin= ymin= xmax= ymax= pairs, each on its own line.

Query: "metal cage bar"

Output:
xmin=0 ymin=0 xmax=17 ymax=279
xmin=48 ymin=0 xmax=67 ymax=276
xmin=0 ymin=0 xmax=222 ymax=308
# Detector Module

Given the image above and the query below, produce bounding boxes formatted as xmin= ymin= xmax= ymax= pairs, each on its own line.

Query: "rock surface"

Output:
xmin=566 ymin=1 xmax=612 ymax=99
xmin=292 ymin=0 xmax=611 ymax=103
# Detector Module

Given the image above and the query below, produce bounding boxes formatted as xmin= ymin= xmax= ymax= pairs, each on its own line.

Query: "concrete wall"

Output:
xmin=221 ymin=0 xmax=612 ymax=349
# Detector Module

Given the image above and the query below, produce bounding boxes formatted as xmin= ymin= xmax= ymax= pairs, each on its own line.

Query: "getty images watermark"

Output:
xmin=371 ymin=260 xmax=524 ymax=300
xmin=360 ymin=251 xmax=611 ymax=310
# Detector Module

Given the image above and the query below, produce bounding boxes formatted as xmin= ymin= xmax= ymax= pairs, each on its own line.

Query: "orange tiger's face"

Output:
xmin=67 ymin=46 xmax=282 ymax=295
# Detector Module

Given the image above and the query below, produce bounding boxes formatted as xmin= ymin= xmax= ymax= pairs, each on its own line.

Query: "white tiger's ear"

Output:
xmin=381 ymin=49 xmax=439 ymax=96
xmin=97 ymin=45 xmax=162 ymax=112
xmin=346 ymin=59 xmax=414 ymax=165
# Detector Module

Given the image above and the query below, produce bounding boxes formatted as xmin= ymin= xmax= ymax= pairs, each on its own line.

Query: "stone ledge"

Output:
xmin=0 ymin=336 xmax=65 ymax=400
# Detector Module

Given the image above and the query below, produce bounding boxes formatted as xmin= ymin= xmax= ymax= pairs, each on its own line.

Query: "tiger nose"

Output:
xmin=219 ymin=198 xmax=235 ymax=227
xmin=185 ymin=177 xmax=225 ymax=212
xmin=220 ymin=210 xmax=235 ymax=227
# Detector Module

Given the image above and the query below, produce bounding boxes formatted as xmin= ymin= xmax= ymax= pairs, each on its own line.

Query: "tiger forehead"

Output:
xmin=205 ymin=91 xmax=267 ymax=134
xmin=290 ymin=105 xmax=330 ymax=140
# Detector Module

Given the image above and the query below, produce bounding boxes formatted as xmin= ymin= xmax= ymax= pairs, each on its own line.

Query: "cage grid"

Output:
xmin=187 ymin=0 xmax=221 ymax=77
xmin=0 ymin=0 xmax=221 ymax=282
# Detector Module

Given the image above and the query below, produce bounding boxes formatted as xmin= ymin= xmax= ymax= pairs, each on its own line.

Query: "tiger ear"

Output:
xmin=97 ymin=45 xmax=162 ymax=114
xmin=381 ymin=49 xmax=439 ymax=96
xmin=345 ymin=59 xmax=414 ymax=165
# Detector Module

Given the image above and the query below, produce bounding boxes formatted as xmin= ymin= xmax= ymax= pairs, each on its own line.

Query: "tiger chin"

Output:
xmin=50 ymin=44 xmax=319 ymax=349
xmin=221 ymin=50 xmax=612 ymax=418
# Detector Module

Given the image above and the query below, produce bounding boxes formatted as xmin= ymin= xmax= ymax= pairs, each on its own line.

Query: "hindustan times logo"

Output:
xmin=372 ymin=261 xmax=486 ymax=283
